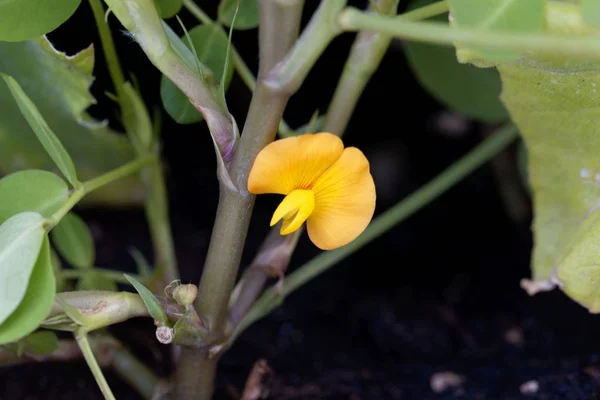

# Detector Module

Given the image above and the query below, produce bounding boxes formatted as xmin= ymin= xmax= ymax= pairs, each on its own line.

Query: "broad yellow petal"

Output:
xmin=248 ymin=132 xmax=344 ymax=195
xmin=307 ymin=147 xmax=376 ymax=250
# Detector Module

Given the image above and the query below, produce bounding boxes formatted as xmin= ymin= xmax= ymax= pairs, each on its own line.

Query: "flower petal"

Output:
xmin=307 ymin=147 xmax=376 ymax=250
xmin=270 ymin=190 xmax=315 ymax=235
xmin=248 ymin=132 xmax=344 ymax=195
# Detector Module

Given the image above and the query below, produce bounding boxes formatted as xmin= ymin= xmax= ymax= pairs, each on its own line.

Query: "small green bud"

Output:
xmin=173 ymin=284 xmax=198 ymax=307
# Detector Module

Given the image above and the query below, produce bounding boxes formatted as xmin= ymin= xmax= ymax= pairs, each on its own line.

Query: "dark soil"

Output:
xmin=3 ymin=1 xmax=600 ymax=399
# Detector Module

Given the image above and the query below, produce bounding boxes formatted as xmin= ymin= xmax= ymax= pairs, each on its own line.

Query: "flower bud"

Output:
xmin=173 ymin=284 xmax=198 ymax=307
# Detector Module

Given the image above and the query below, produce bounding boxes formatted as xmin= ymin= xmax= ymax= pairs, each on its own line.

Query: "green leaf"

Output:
xmin=0 ymin=0 xmax=81 ymax=42
xmin=0 ymin=170 xmax=69 ymax=224
xmin=121 ymin=82 xmax=153 ymax=150
xmin=218 ymin=0 xmax=258 ymax=30
xmin=154 ymin=0 xmax=183 ymax=18
xmin=124 ymin=274 xmax=169 ymax=326
xmin=22 ymin=330 xmax=59 ymax=355
xmin=403 ymin=0 xmax=506 ymax=122
xmin=0 ymin=212 xmax=46 ymax=325
xmin=50 ymin=247 xmax=66 ymax=293
xmin=51 ymin=213 xmax=95 ymax=269
xmin=556 ymin=208 xmax=600 ymax=311
xmin=129 ymin=248 xmax=152 ymax=277
xmin=160 ymin=24 xmax=235 ymax=124
xmin=447 ymin=0 xmax=545 ymax=64
xmin=583 ymin=0 xmax=600 ymax=28
xmin=76 ymin=270 xmax=117 ymax=291
xmin=0 ymin=236 xmax=55 ymax=345
xmin=0 ymin=37 xmax=142 ymax=206
xmin=404 ymin=41 xmax=507 ymax=121
xmin=481 ymin=2 xmax=600 ymax=299
xmin=1 ymin=74 xmax=78 ymax=186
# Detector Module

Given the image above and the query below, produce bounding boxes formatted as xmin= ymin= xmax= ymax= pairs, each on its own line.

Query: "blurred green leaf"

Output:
xmin=121 ymin=82 xmax=154 ymax=150
xmin=22 ymin=330 xmax=59 ymax=355
xmin=154 ymin=0 xmax=183 ymax=18
xmin=0 ymin=170 xmax=69 ymax=224
xmin=487 ymin=1 xmax=600 ymax=299
xmin=447 ymin=0 xmax=545 ymax=64
xmin=1 ymin=74 xmax=78 ymax=186
xmin=50 ymin=246 xmax=66 ymax=293
xmin=0 ymin=236 xmax=55 ymax=345
xmin=218 ymin=0 xmax=258 ymax=30
xmin=51 ymin=213 xmax=95 ymax=269
xmin=0 ymin=0 xmax=81 ymax=42
xmin=160 ymin=24 xmax=235 ymax=124
xmin=0 ymin=37 xmax=142 ymax=206
xmin=583 ymin=0 xmax=600 ymax=28
xmin=125 ymin=274 xmax=169 ymax=326
xmin=0 ymin=212 xmax=46 ymax=326
xmin=76 ymin=270 xmax=118 ymax=291
xmin=404 ymin=0 xmax=507 ymax=121
xmin=556 ymin=208 xmax=600 ymax=311
xmin=404 ymin=42 xmax=507 ymax=121
xmin=129 ymin=248 xmax=153 ymax=277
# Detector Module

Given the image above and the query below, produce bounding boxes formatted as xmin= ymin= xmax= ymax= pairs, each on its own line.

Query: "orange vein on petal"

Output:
xmin=247 ymin=133 xmax=344 ymax=195
xmin=307 ymin=147 xmax=376 ymax=250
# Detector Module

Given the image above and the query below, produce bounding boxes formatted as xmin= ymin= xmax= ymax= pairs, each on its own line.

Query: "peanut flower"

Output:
xmin=248 ymin=132 xmax=376 ymax=250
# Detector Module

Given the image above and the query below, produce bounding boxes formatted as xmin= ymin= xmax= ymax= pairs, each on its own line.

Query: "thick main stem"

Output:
xmin=176 ymin=0 xmax=315 ymax=398
xmin=173 ymin=348 xmax=216 ymax=400
xmin=195 ymin=87 xmax=290 ymax=323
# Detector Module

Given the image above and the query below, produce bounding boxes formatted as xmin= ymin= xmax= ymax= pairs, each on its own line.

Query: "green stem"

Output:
xmin=181 ymin=0 xmax=256 ymax=91
xmin=324 ymin=0 xmax=450 ymax=135
xmin=233 ymin=123 xmax=519 ymax=340
xmin=175 ymin=2 xmax=308 ymax=399
xmin=45 ymin=155 xmax=157 ymax=229
xmin=47 ymin=291 xmax=149 ymax=332
xmin=173 ymin=348 xmax=216 ymax=400
xmin=103 ymin=0 xmax=235 ymax=161
xmin=181 ymin=0 xmax=293 ymax=136
xmin=142 ymin=163 xmax=179 ymax=284
xmin=339 ymin=7 xmax=600 ymax=58
xmin=60 ymin=268 xmax=144 ymax=285
xmin=266 ymin=0 xmax=347 ymax=94
xmin=111 ymin=344 xmax=160 ymax=400
xmin=89 ymin=0 xmax=126 ymax=97
xmin=401 ymin=0 xmax=448 ymax=20
xmin=258 ymin=0 xmax=306 ymax=73
xmin=76 ymin=331 xmax=117 ymax=400
xmin=323 ymin=0 xmax=399 ymax=135
xmin=83 ymin=155 xmax=157 ymax=193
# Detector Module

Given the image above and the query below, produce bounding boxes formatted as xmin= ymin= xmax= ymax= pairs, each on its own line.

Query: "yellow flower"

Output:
xmin=248 ymin=132 xmax=376 ymax=250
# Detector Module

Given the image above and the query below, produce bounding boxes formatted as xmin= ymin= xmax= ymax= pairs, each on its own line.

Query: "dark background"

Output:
xmin=3 ymin=0 xmax=600 ymax=399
